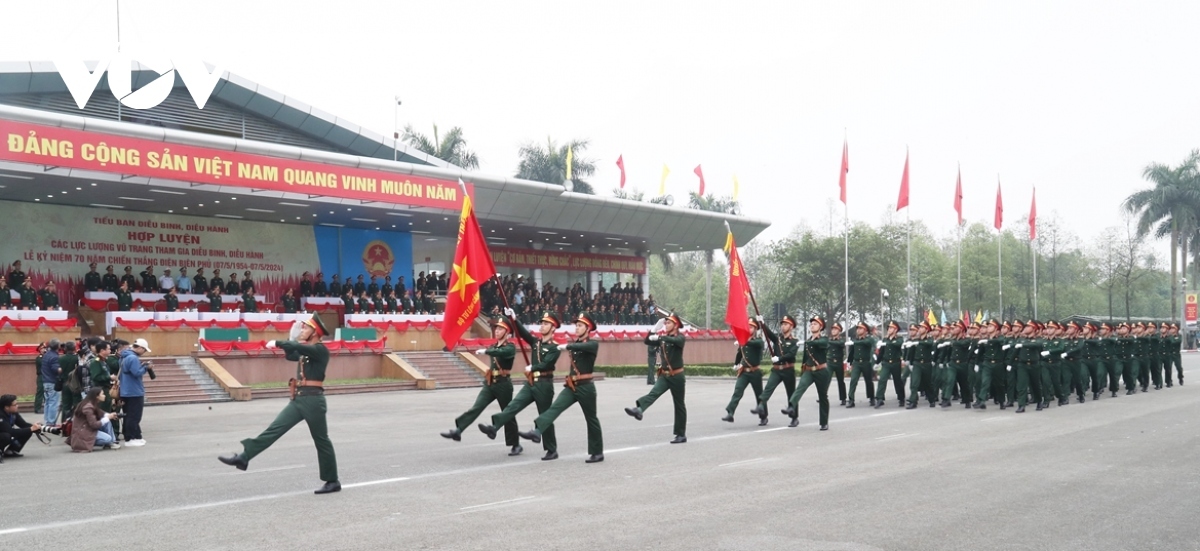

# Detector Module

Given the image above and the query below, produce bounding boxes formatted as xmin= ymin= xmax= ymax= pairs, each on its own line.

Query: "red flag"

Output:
xmin=440 ymin=189 xmax=498 ymax=350
xmin=694 ymin=164 xmax=706 ymax=196
xmin=994 ymin=180 xmax=1004 ymax=230
xmin=896 ymin=151 xmax=910 ymax=211
xmin=954 ymin=167 xmax=963 ymax=226
xmin=1029 ymin=187 xmax=1037 ymax=240
xmin=616 ymin=155 xmax=626 ymax=189
xmin=724 ymin=230 xmax=753 ymax=346
xmin=838 ymin=139 xmax=849 ymax=204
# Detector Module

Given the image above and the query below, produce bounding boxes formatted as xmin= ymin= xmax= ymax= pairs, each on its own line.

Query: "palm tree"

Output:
xmin=1123 ymin=150 xmax=1200 ymax=323
xmin=401 ymin=124 xmax=480 ymax=169
xmin=687 ymin=192 xmax=741 ymax=327
xmin=515 ymin=137 xmax=596 ymax=194
xmin=613 ymin=188 xmax=645 ymax=201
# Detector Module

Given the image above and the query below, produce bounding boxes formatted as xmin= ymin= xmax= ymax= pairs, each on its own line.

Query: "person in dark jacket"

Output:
xmin=1 ymin=394 xmax=42 ymax=462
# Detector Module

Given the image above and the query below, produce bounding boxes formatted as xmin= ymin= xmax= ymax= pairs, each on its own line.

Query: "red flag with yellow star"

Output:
xmin=724 ymin=229 xmax=753 ymax=346
xmin=440 ymin=190 xmax=497 ymax=349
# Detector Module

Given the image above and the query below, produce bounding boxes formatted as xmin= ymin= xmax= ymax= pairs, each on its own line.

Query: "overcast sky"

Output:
xmin=3 ymin=0 xmax=1199 ymax=258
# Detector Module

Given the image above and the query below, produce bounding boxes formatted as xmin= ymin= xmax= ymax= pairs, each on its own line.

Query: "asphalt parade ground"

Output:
xmin=5 ymin=358 xmax=1200 ymax=551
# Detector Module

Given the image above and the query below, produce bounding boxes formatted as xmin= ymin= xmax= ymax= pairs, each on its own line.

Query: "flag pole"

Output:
xmin=1032 ymin=233 xmax=1038 ymax=320
xmin=843 ymin=129 xmax=850 ymax=328
xmin=957 ymin=221 xmax=962 ymax=320
xmin=456 ymin=178 xmax=530 ymax=365
xmin=906 ymin=207 xmax=911 ymax=326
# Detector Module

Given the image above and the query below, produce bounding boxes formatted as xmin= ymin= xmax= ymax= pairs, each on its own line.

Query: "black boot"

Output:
xmin=1093 ymin=392 xmax=1100 ymax=400
xmin=819 ymin=425 xmax=829 ymax=431
xmin=1015 ymin=405 xmax=1025 ymax=413
xmin=758 ymin=417 xmax=768 ymax=426
xmin=905 ymin=402 xmax=918 ymax=410
xmin=218 ymin=453 xmax=248 ymax=471
xmin=477 ymin=423 xmax=497 ymax=440
xmin=440 ymin=429 xmax=462 ymax=442
xmin=314 ymin=481 xmax=341 ymax=495
xmin=939 ymin=400 xmax=951 ymax=408
xmin=839 ymin=400 xmax=847 ymax=406
xmin=670 ymin=435 xmax=687 ymax=444
xmin=541 ymin=450 xmax=558 ymax=461
xmin=508 ymin=445 xmax=523 ymax=456
xmin=846 ymin=401 xmax=856 ymax=409
xmin=518 ymin=429 xmax=542 ymax=443
xmin=749 ymin=405 xmax=763 ymax=416
xmin=788 ymin=417 xmax=799 ymax=428
xmin=874 ymin=400 xmax=885 ymax=409
xmin=625 ymin=407 xmax=643 ymax=421
xmin=585 ymin=454 xmax=604 ymax=463
xmin=1112 ymin=391 xmax=1118 ymax=397
xmin=868 ymin=398 xmax=876 ymax=407
xmin=781 ymin=406 xmax=796 ymax=417
xmin=721 ymin=414 xmax=734 ymax=423
xmin=1036 ymin=401 xmax=1045 ymax=411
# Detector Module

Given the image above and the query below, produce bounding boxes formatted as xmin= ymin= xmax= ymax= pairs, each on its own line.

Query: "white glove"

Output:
xmin=474 ymin=348 xmax=487 ymax=355
xmin=732 ymin=365 xmax=740 ymax=370
xmin=649 ymin=334 xmax=660 ymax=342
xmin=974 ymin=365 xmax=980 ymax=373
xmin=265 ymin=340 xmax=277 ymax=349
xmin=755 ymin=314 xmax=764 ymax=323
xmin=1006 ymin=365 xmax=1012 ymax=372
xmin=1002 ymin=344 xmax=1010 ymax=350
xmin=503 ymin=307 xmax=515 ymax=318
xmin=1040 ymin=351 xmax=1049 ymax=357
xmin=846 ymin=340 xmax=855 ymax=346
xmin=557 ymin=344 xmax=568 ymax=351
xmin=652 ymin=319 xmax=665 ymax=333
xmin=978 ymin=339 xmax=987 ymax=344
xmin=771 ymin=356 xmax=780 ymax=363
xmin=1015 ymin=344 xmax=1023 ymax=349
xmin=875 ymin=341 xmax=883 ymax=349
xmin=288 ymin=320 xmax=304 ymax=341
xmin=525 ymin=365 xmax=532 ymax=373
xmin=1061 ymin=353 xmax=1068 ymax=359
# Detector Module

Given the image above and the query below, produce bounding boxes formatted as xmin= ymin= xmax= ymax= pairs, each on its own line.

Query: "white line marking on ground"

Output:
xmin=0 ymin=529 xmax=27 ymax=536
xmin=343 ymin=477 xmax=411 ymax=489
xmin=719 ymin=457 xmax=768 ymax=468
xmin=606 ymin=446 xmax=642 ymax=454
xmin=755 ymin=427 xmax=789 ymax=433
xmin=875 ymin=433 xmax=917 ymax=441
xmin=459 ymin=496 xmax=537 ymax=511
xmin=982 ymin=416 xmax=1013 ymax=422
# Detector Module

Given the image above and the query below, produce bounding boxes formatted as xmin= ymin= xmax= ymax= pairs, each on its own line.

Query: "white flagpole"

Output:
xmin=1033 ymin=234 xmax=1038 ymax=319
xmin=998 ymin=229 xmax=1004 ymax=321
xmin=957 ymin=222 xmax=962 ymax=320
xmin=845 ymin=201 xmax=850 ymax=326
xmin=906 ymin=207 xmax=912 ymax=326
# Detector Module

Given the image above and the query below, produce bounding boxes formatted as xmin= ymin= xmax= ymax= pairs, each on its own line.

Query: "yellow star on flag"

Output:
xmin=450 ymin=256 xmax=476 ymax=300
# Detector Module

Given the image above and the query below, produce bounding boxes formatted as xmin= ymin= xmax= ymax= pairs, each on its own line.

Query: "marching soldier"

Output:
xmin=441 ymin=319 xmax=521 ymax=455
xmin=942 ymin=322 xmax=973 ymax=408
xmin=219 ymin=316 xmax=342 ymax=495
xmin=1082 ymin=323 xmax=1106 ymax=401
xmin=1116 ymin=323 xmax=1137 ymax=395
xmin=722 ymin=316 xmax=766 ymax=425
xmin=1062 ymin=322 xmax=1087 ymax=402
xmin=782 ymin=316 xmax=831 ymax=430
xmin=1167 ymin=323 xmax=1184 ymax=386
xmin=1041 ymin=321 xmax=1068 ymax=408
xmin=480 ymin=310 xmax=561 ymax=461
xmin=519 ymin=313 xmax=604 ymax=464
xmin=905 ymin=322 xmax=937 ymax=409
xmin=1013 ymin=321 xmax=1045 ymax=413
xmin=846 ymin=321 xmax=876 ymax=408
xmin=972 ymin=320 xmax=1001 ymax=409
xmin=1146 ymin=322 xmax=1164 ymax=391
xmin=751 ymin=315 xmax=799 ymax=422
xmin=828 ymin=322 xmax=849 ymax=406
xmin=873 ymin=321 xmax=906 ymax=409
xmin=626 ymin=313 xmax=688 ymax=443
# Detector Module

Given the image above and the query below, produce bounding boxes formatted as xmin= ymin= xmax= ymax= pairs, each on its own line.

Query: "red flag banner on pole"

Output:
xmin=1029 ymin=187 xmax=1037 ymax=240
xmin=994 ymin=181 xmax=1004 ymax=230
xmin=896 ymin=151 xmax=910 ymax=211
xmin=616 ymin=155 xmax=626 ymax=189
xmin=724 ymin=229 xmax=753 ymax=346
xmin=694 ymin=164 xmax=706 ymax=196
xmin=839 ymin=138 xmax=849 ymax=204
xmin=441 ymin=189 xmax=497 ymax=350
xmin=954 ymin=167 xmax=963 ymax=226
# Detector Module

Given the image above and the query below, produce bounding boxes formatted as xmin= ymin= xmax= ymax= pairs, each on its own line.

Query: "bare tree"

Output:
xmin=1089 ymin=226 xmax=1123 ymax=320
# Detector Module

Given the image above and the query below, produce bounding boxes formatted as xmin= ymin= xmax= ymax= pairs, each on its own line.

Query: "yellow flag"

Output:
xmin=926 ymin=310 xmax=938 ymax=326
xmin=723 ymin=229 xmax=734 ymax=254
xmin=974 ymin=310 xmax=983 ymax=323
xmin=659 ymin=164 xmax=670 ymax=195
xmin=565 ymin=146 xmax=574 ymax=181
xmin=732 ymin=175 xmax=740 ymax=201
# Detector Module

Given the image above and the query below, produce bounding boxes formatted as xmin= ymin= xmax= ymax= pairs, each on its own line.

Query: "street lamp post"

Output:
xmin=393 ymin=96 xmax=402 ymax=162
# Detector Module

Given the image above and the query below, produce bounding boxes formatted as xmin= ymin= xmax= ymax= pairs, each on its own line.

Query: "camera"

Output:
xmin=37 ymin=425 xmax=63 ymax=436
xmin=116 ymin=413 xmax=126 ymax=419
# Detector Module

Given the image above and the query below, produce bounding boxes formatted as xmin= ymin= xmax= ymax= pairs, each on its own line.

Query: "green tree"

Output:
xmin=400 ymin=124 xmax=479 ymax=169
xmin=1123 ymin=150 xmax=1200 ymax=322
xmin=515 ymin=138 xmax=596 ymax=194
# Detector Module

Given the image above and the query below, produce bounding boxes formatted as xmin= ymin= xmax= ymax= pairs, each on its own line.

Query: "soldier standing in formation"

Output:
xmin=627 ymin=313 xmax=688 ymax=443
xmin=480 ymin=310 xmax=561 ymax=461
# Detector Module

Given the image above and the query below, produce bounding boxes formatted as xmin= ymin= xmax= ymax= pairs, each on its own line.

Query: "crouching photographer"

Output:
xmin=69 ymin=388 xmax=121 ymax=452
xmin=1 ymin=394 xmax=43 ymax=463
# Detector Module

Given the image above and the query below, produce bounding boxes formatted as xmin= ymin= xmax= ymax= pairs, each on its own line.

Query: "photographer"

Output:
xmin=118 ymin=339 xmax=151 ymax=447
xmin=69 ymin=388 xmax=120 ymax=452
xmin=1 ymin=394 xmax=42 ymax=462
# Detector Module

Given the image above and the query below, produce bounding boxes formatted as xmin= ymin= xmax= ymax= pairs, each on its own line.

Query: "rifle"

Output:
xmin=565 ymin=340 xmax=581 ymax=392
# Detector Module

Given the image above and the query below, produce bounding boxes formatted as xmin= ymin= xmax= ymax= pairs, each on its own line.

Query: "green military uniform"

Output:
xmin=19 ymin=285 xmax=36 ymax=309
xmin=972 ymin=331 xmax=1003 ymax=408
xmin=786 ymin=327 xmax=831 ymax=428
xmin=828 ymin=331 xmax=848 ymax=405
xmin=57 ymin=352 xmax=79 ymax=423
xmin=164 ymin=293 xmax=179 ymax=312
xmin=907 ymin=336 xmax=937 ymax=408
xmin=1167 ymin=330 xmax=1183 ymax=386
xmin=342 ymin=293 xmax=356 ymax=314
xmin=1118 ymin=333 xmax=1138 ymax=394
xmin=84 ymin=269 xmax=102 ymax=292
xmin=755 ymin=321 xmax=798 ymax=416
xmin=117 ymin=289 xmax=134 ymax=311
xmin=33 ymin=351 xmax=44 ymax=413
xmin=635 ymin=331 xmax=687 ymax=439
xmin=239 ymin=337 xmax=339 ymax=484
xmin=522 ymin=314 xmax=603 ymax=461
xmin=41 ymin=290 xmax=59 ymax=309
xmin=102 ymin=272 xmax=119 ymax=292
xmin=106 ymin=353 xmax=121 ymax=434
xmin=1004 ymin=331 xmax=1021 ymax=405
xmin=846 ymin=331 xmax=877 ymax=407
xmin=206 ymin=289 xmax=222 ymax=313
xmin=1014 ymin=336 xmax=1044 ymax=410
xmin=724 ymin=330 xmax=764 ymax=423
xmin=1082 ymin=328 xmax=1105 ymax=399
xmin=242 ymin=291 xmax=258 ymax=313
xmin=282 ymin=294 xmax=298 ymax=314
xmin=384 ymin=296 xmax=397 ymax=314
xmin=874 ymin=332 xmax=906 ymax=407
xmin=1062 ymin=335 xmax=1086 ymax=402
xmin=1042 ymin=337 xmax=1067 ymax=405
xmin=944 ymin=335 xmax=974 ymax=407
xmin=485 ymin=316 xmax=560 ymax=456
xmin=1145 ymin=330 xmax=1163 ymax=390
xmin=1102 ymin=331 xmax=1122 ymax=395
xmin=0 ymin=285 xmax=11 ymax=309
xmin=450 ymin=339 xmax=518 ymax=446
